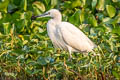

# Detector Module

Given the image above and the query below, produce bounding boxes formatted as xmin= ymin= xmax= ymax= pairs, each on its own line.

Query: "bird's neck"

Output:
xmin=53 ymin=18 xmax=61 ymax=24
xmin=52 ymin=14 xmax=62 ymax=24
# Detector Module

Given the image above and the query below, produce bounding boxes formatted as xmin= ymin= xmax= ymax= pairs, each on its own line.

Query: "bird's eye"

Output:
xmin=48 ymin=12 xmax=50 ymax=15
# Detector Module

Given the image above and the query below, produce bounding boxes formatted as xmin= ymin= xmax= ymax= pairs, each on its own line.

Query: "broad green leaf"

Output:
xmin=15 ymin=19 xmax=25 ymax=32
xmin=24 ymin=0 xmax=27 ymax=11
xmin=8 ymin=3 xmax=17 ymax=13
xmin=24 ymin=11 xmax=32 ymax=20
xmin=25 ymin=68 xmax=33 ymax=75
xmin=81 ymin=0 xmax=86 ymax=7
xmin=96 ymin=0 xmax=104 ymax=11
xmin=72 ymin=0 xmax=81 ymax=8
xmin=62 ymin=1 xmax=72 ymax=9
xmin=3 ymin=22 xmax=10 ymax=34
xmin=44 ymin=0 xmax=51 ymax=6
xmin=88 ymin=15 xmax=98 ymax=27
xmin=0 ymin=12 xmax=2 ymax=19
xmin=92 ymin=0 xmax=97 ymax=9
xmin=33 ymin=7 xmax=41 ymax=15
xmin=102 ymin=17 xmax=113 ymax=24
xmin=37 ymin=57 xmax=47 ymax=65
xmin=112 ymin=0 xmax=120 ymax=2
xmin=112 ymin=71 xmax=120 ymax=79
xmin=80 ymin=9 xmax=85 ymax=23
xmin=11 ymin=12 xmax=21 ymax=20
xmin=69 ymin=9 xmax=81 ymax=26
xmin=33 ymin=1 xmax=45 ymax=12
xmin=112 ymin=27 xmax=120 ymax=35
xmin=0 ymin=0 xmax=9 ymax=13
xmin=111 ymin=15 xmax=120 ymax=24
xmin=106 ymin=5 xmax=116 ymax=18
xmin=51 ymin=0 xmax=57 ymax=8
xmin=23 ymin=40 xmax=28 ymax=45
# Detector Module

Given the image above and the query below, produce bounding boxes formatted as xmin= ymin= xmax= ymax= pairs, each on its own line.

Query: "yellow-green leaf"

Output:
xmin=72 ymin=0 xmax=81 ymax=8
xmin=106 ymin=5 xmax=116 ymax=18
xmin=88 ymin=15 xmax=98 ymax=27
xmin=33 ymin=1 xmax=45 ymax=12
xmin=96 ymin=0 xmax=104 ymax=11
xmin=80 ymin=9 xmax=84 ymax=23
xmin=24 ymin=0 xmax=27 ymax=11
xmin=92 ymin=0 xmax=97 ymax=9
xmin=0 ymin=0 xmax=9 ymax=13
xmin=51 ymin=0 xmax=57 ymax=8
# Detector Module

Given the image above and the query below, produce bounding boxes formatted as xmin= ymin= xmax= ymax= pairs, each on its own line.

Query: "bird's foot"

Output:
xmin=68 ymin=54 xmax=73 ymax=61
xmin=64 ymin=58 xmax=68 ymax=70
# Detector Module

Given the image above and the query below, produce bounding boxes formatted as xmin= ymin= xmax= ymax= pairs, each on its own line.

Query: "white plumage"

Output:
xmin=35 ymin=9 xmax=96 ymax=58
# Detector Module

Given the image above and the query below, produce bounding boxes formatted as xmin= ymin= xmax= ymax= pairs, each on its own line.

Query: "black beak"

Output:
xmin=31 ymin=13 xmax=49 ymax=20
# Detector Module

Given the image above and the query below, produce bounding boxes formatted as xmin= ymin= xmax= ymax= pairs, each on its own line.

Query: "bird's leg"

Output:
xmin=67 ymin=46 xmax=72 ymax=60
xmin=69 ymin=50 xmax=72 ymax=59
xmin=64 ymin=57 xmax=68 ymax=70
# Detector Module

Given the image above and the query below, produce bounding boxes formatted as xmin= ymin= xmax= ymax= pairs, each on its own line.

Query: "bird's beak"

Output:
xmin=36 ymin=13 xmax=49 ymax=17
xmin=31 ymin=12 xmax=49 ymax=20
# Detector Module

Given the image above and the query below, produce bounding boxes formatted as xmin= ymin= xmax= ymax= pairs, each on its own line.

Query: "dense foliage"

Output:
xmin=0 ymin=0 xmax=120 ymax=80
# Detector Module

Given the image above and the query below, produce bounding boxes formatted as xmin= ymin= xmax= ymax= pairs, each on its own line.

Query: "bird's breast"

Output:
xmin=47 ymin=21 xmax=67 ymax=50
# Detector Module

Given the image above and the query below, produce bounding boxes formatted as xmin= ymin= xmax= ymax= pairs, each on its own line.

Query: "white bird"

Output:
xmin=32 ymin=9 xmax=96 ymax=58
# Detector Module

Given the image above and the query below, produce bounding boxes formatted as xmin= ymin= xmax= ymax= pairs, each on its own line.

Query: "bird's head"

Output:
xmin=31 ymin=9 xmax=62 ymax=21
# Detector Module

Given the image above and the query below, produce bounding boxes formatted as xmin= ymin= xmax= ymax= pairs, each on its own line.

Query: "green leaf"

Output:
xmin=112 ymin=26 xmax=120 ymax=35
xmin=88 ymin=14 xmax=98 ymax=27
xmin=106 ymin=5 xmax=116 ymax=18
xmin=8 ymin=3 xmax=17 ymax=13
xmin=33 ymin=1 xmax=45 ymax=12
xmin=3 ymin=22 xmax=10 ymax=34
xmin=112 ymin=71 xmax=120 ymax=79
xmin=62 ymin=1 xmax=72 ymax=9
xmin=51 ymin=0 xmax=58 ymax=8
xmin=44 ymin=0 xmax=51 ymax=6
xmin=24 ymin=0 xmax=27 ymax=11
xmin=102 ymin=17 xmax=113 ymax=24
xmin=15 ymin=19 xmax=25 ymax=32
xmin=92 ymin=0 xmax=97 ymax=9
xmin=96 ymin=0 xmax=104 ymax=11
xmin=33 ymin=7 xmax=41 ymax=15
xmin=112 ymin=0 xmax=120 ymax=2
xmin=0 ymin=0 xmax=9 ymax=13
xmin=80 ymin=9 xmax=85 ymax=23
xmin=37 ymin=57 xmax=47 ymax=65
xmin=69 ymin=9 xmax=81 ymax=26
xmin=72 ymin=0 xmax=81 ymax=8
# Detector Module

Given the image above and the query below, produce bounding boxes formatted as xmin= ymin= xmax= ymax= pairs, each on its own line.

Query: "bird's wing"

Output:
xmin=58 ymin=22 xmax=96 ymax=52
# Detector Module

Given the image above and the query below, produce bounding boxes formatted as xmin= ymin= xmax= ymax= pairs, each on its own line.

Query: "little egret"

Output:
xmin=32 ymin=9 xmax=96 ymax=58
